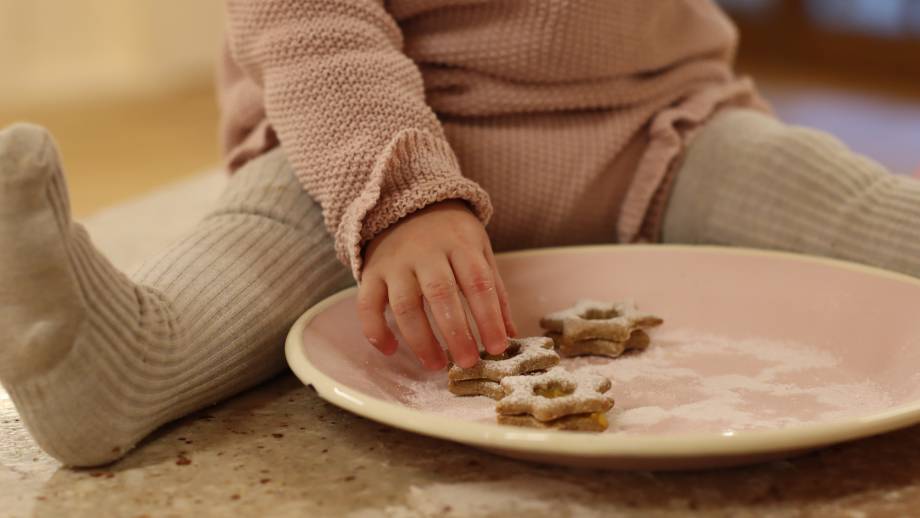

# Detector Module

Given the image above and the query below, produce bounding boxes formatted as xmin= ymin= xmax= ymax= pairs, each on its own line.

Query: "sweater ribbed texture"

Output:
xmin=219 ymin=0 xmax=767 ymax=277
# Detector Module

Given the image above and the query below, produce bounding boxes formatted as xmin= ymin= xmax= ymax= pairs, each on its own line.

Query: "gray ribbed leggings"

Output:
xmin=663 ymin=109 xmax=920 ymax=279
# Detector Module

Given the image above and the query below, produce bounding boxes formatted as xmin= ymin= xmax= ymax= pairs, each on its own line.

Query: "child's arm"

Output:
xmin=225 ymin=0 xmax=512 ymax=368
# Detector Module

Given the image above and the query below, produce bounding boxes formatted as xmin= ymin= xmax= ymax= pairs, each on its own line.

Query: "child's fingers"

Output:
xmin=415 ymin=260 xmax=480 ymax=369
xmin=386 ymin=271 xmax=447 ymax=370
xmin=356 ymin=276 xmax=397 ymax=355
xmin=484 ymin=247 xmax=517 ymax=337
xmin=450 ymin=250 xmax=508 ymax=355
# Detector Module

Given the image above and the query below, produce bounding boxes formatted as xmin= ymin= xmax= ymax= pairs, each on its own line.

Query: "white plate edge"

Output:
xmin=284 ymin=244 xmax=920 ymax=459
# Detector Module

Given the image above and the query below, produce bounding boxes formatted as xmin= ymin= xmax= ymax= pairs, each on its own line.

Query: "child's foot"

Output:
xmin=0 ymin=123 xmax=177 ymax=465
xmin=0 ymin=124 xmax=81 ymax=382
xmin=0 ymin=124 xmax=349 ymax=467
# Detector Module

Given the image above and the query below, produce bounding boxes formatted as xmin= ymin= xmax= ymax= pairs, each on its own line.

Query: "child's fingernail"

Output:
xmin=425 ymin=350 xmax=449 ymax=370
xmin=449 ymin=348 xmax=476 ymax=368
xmin=487 ymin=340 xmax=506 ymax=355
xmin=369 ymin=337 xmax=396 ymax=355
xmin=457 ymin=357 xmax=478 ymax=369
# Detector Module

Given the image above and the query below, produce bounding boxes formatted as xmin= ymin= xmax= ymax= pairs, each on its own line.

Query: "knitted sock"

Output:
xmin=0 ymin=124 xmax=352 ymax=467
xmin=662 ymin=109 xmax=920 ymax=278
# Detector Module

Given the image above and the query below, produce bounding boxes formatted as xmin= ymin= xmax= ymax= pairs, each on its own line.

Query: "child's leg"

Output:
xmin=0 ymin=124 xmax=353 ymax=466
xmin=662 ymin=109 xmax=920 ymax=278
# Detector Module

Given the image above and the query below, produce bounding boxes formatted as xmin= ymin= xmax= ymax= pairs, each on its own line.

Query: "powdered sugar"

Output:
xmin=540 ymin=299 xmax=662 ymax=342
xmin=497 ymin=366 xmax=613 ymax=421
xmin=402 ymin=376 xmax=496 ymax=423
xmin=447 ymin=336 xmax=557 ymax=382
xmin=400 ymin=328 xmax=894 ymax=434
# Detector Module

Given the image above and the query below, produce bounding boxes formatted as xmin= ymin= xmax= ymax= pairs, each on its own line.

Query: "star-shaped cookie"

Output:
xmin=546 ymin=329 xmax=650 ymax=358
xmin=448 ymin=336 xmax=558 ymax=383
xmin=496 ymin=366 xmax=614 ymax=422
xmin=540 ymin=299 xmax=662 ymax=343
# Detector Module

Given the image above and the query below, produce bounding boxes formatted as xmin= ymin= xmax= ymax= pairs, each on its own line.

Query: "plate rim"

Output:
xmin=284 ymin=244 xmax=920 ymax=460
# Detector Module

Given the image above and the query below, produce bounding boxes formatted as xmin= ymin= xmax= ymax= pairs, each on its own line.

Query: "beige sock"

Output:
xmin=0 ymin=124 xmax=353 ymax=467
xmin=663 ymin=109 xmax=920 ymax=279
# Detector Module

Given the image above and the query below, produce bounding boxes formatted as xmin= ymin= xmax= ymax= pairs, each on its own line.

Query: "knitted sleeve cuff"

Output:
xmin=334 ymin=129 xmax=493 ymax=280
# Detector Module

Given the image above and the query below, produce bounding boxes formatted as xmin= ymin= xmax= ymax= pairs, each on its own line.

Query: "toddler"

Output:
xmin=2 ymin=0 xmax=919 ymax=466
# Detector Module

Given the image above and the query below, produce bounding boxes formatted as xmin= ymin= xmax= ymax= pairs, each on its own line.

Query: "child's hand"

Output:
xmin=358 ymin=200 xmax=516 ymax=370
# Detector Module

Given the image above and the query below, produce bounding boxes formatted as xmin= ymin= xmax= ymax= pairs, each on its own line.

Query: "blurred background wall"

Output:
xmin=0 ymin=0 xmax=225 ymax=215
xmin=725 ymin=0 xmax=920 ymax=177
xmin=0 ymin=0 xmax=918 ymax=217
xmin=0 ymin=0 xmax=224 ymax=105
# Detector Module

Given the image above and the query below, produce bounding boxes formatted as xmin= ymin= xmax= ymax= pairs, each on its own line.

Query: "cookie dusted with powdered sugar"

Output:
xmin=447 ymin=336 xmax=558 ymax=383
xmin=546 ymin=329 xmax=650 ymax=358
xmin=496 ymin=412 xmax=608 ymax=432
xmin=447 ymin=379 xmax=504 ymax=400
xmin=496 ymin=366 xmax=613 ymax=424
xmin=540 ymin=299 xmax=662 ymax=343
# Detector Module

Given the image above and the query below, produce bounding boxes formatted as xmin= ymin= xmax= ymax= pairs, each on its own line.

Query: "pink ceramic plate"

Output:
xmin=285 ymin=245 xmax=920 ymax=470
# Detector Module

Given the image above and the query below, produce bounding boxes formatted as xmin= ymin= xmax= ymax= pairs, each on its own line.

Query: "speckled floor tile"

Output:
xmin=3 ymin=375 xmax=920 ymax=517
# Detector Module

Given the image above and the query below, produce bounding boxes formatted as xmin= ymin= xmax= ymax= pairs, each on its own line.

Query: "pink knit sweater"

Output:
xmin=219 ymin=0 xmax=767 ymax=279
